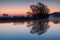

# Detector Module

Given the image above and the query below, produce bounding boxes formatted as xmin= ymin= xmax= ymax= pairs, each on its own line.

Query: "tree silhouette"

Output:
xmin=27 ymin=2 xmax=50 ymax=18
xmin=27 ymin=19 xmax=49 ymax=35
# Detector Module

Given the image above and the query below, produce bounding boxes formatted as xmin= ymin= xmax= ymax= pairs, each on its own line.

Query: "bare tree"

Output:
xmin=27 ymin=2 xmax=50 ymax=18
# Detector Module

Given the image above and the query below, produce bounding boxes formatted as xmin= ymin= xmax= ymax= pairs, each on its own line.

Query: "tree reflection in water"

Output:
xmin=27 ymin=19 xmax=49 ymax=35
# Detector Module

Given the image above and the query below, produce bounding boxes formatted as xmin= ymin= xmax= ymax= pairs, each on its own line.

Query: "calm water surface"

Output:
xmin=0 ymin=19 xmax=60 ymax=40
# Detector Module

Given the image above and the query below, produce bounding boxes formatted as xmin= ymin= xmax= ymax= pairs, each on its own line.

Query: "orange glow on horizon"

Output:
xmin=50 ymin=9 xmax=60 ymax=13
xmin=49 ymin=6 xmax=60 ymax=13
xmin=0 ymin=9 xmax=29 ymax=16
xmin=0 ymin=8 xmax=60 ymax=16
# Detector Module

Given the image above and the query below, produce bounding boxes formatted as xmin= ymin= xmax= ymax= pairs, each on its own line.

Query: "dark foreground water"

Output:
xmin=0 ymin=19 xmax=60 ymax=40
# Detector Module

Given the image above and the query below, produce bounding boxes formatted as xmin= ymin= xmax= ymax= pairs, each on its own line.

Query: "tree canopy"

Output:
xmin=27 ymin=2 xmax=50 ymax=18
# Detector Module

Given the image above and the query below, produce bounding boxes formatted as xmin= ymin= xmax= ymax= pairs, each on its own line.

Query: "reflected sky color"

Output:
xmin=0 ymin=0 xmax=60 ymax=16
xmin=0 ymin=20 xmax=60 ymax=40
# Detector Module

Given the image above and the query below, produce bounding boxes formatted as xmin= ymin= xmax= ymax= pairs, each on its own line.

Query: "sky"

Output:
xmin=0 ymin=0 xmax=60 ymax=16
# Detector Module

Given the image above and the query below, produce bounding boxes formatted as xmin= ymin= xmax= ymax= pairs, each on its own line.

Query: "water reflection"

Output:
xmin=49 ymin=18 xmax=60 ymax=24
xmin=0 ymin=18 xmax=60 ymax=36
xmin=0 ymin=19 xmax=50 ymax=35
xmin=0 ymin=18 xmax=60 ymax=40
xmin=13 ymin=21 xmax=25 ymax=25
xmin=27 ymin=19 xmax=49 ymax=35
